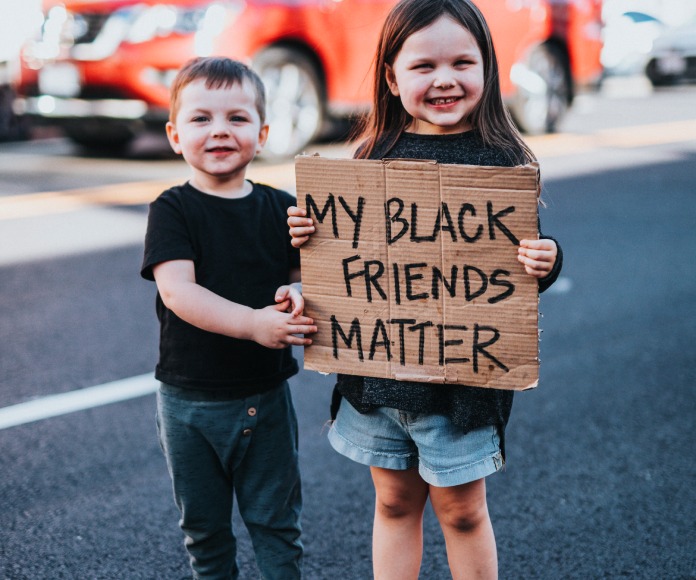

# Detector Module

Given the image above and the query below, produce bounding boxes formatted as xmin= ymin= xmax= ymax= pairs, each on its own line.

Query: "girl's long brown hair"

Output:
xmin=354 ymin=0 xmax=535 ymax=165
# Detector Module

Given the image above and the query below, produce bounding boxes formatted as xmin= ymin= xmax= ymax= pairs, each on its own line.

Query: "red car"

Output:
xmin=14 ymin=0 xmax=602 ymax=157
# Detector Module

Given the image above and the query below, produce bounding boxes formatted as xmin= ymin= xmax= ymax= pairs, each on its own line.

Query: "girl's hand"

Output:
xmin=275 ymin=284 xmax=304 ymax=316
xmin=518 ymin=239 xmax=557 ymax=279
xmin=287 ymin=206 xmax=315 ymax=248
xmin=250 ymin=305 xmax=317 ymax=349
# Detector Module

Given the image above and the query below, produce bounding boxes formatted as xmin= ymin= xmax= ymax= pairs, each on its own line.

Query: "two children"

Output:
xmin=143 ymin=0 xmax=563 ymax=578
xmin=141 ymin=57 xmax=316 ymax=578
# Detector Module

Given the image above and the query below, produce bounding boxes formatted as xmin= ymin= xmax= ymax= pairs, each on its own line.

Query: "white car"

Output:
xmin=645 ymin=19 xmax=696 ymax=86
xmin=601 ymin=10 xmax=665 ymax=76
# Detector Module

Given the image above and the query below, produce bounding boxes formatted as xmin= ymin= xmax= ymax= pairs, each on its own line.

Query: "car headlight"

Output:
xmin=126 ymin=1 xmax=244 ymax=44
xmin=28 ymin=1 xmax=245 ymax=64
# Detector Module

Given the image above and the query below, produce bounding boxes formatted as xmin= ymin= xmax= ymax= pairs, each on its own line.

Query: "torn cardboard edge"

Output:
xmin=296 ymin=155 xmax=540 ymax=391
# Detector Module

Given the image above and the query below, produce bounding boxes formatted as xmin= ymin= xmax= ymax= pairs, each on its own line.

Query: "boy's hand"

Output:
xmin=275 ymin=284 xmax=304 ymax=316
xmin=250 ymin=305 xmax=317 ymax=349
xmin=287 ymin=206 xmax=315 ymax=248
xmin=518 ymin=239 xmax=557 ymax=278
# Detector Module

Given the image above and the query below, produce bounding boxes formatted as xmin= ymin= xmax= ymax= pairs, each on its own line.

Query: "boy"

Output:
xmin=140 ymin=57 xmax=316 ymax=579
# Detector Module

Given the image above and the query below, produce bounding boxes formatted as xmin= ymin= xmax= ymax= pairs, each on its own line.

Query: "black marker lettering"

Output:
xmin=331 ymin=315 xmax=363 ymax=361
xmin=338 ymin=195 xmax=365 ymax=249
xmin=463 ymin=265 xmax=488 ymax=301
xmin=305 ymin=193 xmax=338 ymax=238
xmin=386 ymin=198 xmax=408 ymax=244
xmin=409 ymin=321 xmax=433 ymax=365
xmin=404 ymin=263 xmax=429 ymax=301
xmin=389 ymin=318 xmax=416 ymax=365
xmin=432 ymin=265 xmax=458 ymax=299
xmin=342 ymin=255 xmax=363 ymax=297
xmin=457 ymin=203 xmax=483 ymax=242
xmin=473 ymin=324 xmax=508 ymax=373
xmin=488 ymin=269 xmax=515 ymax=304
xmin=487 ymin=201 xmax=518 ymax=245
xmin=369 ymin=319 xmax=392 ymax=361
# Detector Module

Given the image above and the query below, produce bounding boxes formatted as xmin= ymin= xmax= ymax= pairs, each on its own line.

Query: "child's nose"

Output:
xmin=433 ymin=72 xmax=455 ymax=89
xmin=210 ymin=119 xmax=230 ymax=136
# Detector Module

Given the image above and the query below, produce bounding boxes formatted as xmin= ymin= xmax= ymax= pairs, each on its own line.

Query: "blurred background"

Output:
xmin=2 ymin=0 xmax=695 ymax=155
xmin=1 ymin=1 xmax=695 ymax=579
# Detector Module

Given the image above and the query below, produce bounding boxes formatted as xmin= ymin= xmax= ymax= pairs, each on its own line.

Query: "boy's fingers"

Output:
xmin=291 ymin=236 xmax=309 ymax=248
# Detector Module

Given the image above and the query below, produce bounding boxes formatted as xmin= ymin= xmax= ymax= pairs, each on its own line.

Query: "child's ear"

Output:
xmin=256 ymin=124 xmax=269 ymax=154
xmin=385 ymin=64 xmax=400 ymax=97
xmin=166 ymin=121 xmax=182 ymax=154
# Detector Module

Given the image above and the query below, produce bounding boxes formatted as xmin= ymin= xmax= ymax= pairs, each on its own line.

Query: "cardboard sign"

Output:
xmin=296 ymin=155 xmax=540 ymax=390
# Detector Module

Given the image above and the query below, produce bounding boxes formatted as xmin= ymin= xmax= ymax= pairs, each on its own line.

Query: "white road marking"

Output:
xmin=0 ymin=206 xmax=147 ymax=267
xmin=0 ymin=373 xmax=158 ymax=430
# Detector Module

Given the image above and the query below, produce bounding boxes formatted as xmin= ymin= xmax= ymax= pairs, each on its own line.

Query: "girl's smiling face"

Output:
xmin=385 ymin=15 xmax=484 ymax=135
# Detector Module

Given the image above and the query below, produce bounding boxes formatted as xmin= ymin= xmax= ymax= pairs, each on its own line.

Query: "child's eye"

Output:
xmin=230 ymin=115 xmax=249 ymax=123
xmin=412 ymin=63 xmax=434 ymax=71
xmin=191 ymin=116 xmax=208 ymax=123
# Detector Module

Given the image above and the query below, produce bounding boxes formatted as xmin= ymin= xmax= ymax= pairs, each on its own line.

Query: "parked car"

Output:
xmin=601 ymin=9 xmax=665 ymax=76
xmin=645 ymin=17 xmax=696 ymax=86
xmin=0 ymin=0 xmax=42 ymax=141
xmin=14 ymin=0 xmax=602 ymax=157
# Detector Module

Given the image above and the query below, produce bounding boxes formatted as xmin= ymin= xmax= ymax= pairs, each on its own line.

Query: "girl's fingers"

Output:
xmin=287 ymin=206 xmax=307 ymax=217
xmin=290 ymin=236 xmax=310 ymax=248
xmin=518 ymin=248 xmax=553 ymax=262
xmin=289 ymin=324 xmax=317 ymax=334
xmin=519 ymin=238 xmax=555 ymax=250
xmin=290 ymin=226 xmax=315 ymax=237
xmin=286 ymin=336 xmax=313 ymax=346
xmin=287 ymin=216 xmax=313 ymax=227
xmin=519 ymin=258 xmax=551 ymax=278
xmin=273 ymin=299 xmax=291 ymax=311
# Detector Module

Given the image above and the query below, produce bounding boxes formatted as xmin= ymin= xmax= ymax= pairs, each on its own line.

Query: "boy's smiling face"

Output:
xmin=166 ymin=78 xmax=268 ymax=195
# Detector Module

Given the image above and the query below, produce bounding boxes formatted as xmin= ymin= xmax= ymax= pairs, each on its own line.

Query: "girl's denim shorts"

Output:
xmin=328 ymin=399 xmax=503 ymax=487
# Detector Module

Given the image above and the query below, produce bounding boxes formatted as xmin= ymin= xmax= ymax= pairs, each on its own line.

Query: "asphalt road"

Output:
xmin=1 ymin=81 xmax=695 ymax=579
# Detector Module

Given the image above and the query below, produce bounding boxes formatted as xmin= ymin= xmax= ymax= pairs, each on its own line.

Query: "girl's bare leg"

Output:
xmin=370 ymin=466 xmax=429 ymax=580
xmin=429 ymin=478 xmax=498 ymax=580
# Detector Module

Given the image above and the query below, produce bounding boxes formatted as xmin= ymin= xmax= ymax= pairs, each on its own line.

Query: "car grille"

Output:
xmin=71 ymin=13 xmax=110 ymax=45
xmin=685 ymin=57 xmax=696 ymax=80
xmin=78 ymin=86 xmax=131 ymax=99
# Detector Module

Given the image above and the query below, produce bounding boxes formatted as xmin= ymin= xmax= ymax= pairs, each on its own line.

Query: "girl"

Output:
xmin=289 ymin=1 xmax=562 ymax=577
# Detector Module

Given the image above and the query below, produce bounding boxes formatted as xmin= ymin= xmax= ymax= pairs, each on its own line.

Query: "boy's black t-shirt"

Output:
xmin=141 ymin=181 xmax=300 ymax=396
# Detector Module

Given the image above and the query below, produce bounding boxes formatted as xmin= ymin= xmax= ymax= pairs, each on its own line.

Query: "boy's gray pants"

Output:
xmin=156 ymin=381 xmax=303 ymax=579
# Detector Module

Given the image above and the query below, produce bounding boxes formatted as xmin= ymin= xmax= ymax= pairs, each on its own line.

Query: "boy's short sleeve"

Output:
xmin=141 ymin=190 xmax=196 ymax=281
